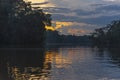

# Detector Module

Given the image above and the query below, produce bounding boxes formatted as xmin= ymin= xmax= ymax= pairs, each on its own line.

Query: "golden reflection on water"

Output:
xmin=7 ymin=47 xmax=93 ymax=80
xmin=8 ymin=66 xmax=51 ymax=80
xmin=45 ymin=49 xmax=72 ymax=69
xmin=44 ymin=47 xmax=93 ymax=71
xmin=1 ymin=47 xmax=120 ymax=80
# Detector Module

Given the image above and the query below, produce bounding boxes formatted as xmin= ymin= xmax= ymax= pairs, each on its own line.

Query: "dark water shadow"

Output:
xmin=107 ymin=48 xmax=120 ymax=67
xmin=95 ymin=46 xmax=120 ymax=67
xmin=0 ymin=48 xmax=50 ymax=80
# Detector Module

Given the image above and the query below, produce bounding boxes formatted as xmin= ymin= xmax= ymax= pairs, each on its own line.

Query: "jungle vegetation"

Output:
xmin=0 ymin=0 xmax=51 ymax=47
xmin=90 ymin=20 xmax=120 ymax=47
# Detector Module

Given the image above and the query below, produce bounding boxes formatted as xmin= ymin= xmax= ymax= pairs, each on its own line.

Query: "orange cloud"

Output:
xmin=55 ymin=22 xmax=73 ymax=26
xmin=68 ymin=29 xmax=91 ymax=35
xmin=45 ymin=21 xmax=96 ymax=35
xmin=45 ymin=21 xmax=73 ymax=31
xmin=51 ymin=21 xmax=97 ymax=30
xmin=53 ymin=21 xmax=96 ymax=28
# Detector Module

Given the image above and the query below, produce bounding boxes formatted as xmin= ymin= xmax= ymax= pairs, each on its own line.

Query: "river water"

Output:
xmin=0 ymin=46 xmax=120 ymax=80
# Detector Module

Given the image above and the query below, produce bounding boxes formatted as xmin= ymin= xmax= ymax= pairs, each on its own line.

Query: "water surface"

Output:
xmin=0 ymin=46 xmax=120 ymax=80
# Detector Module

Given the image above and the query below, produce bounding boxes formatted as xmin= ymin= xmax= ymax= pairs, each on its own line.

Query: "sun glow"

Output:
xmin=45 ymin=21 xmax=93 ymax=35
xmin=45 ymin=21 xmax=73 ymax=31
xmin=45 ymin=26 xmax=55 ymax=31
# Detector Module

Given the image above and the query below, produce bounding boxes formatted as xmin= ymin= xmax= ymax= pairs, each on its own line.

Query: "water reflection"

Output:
xmin=107 ymin=48 xmax=120 ymax=67
xmin=0 ymin=49 xmax=51 ymax=80
xmin=0 ymin=47 xmax=120 ymax=80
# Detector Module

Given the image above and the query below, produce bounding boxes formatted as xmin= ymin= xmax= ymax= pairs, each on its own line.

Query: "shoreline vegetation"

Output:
xmin=45 ymin=19 xmax=120 ymax=48
xmin=0 ymin=0 xmax=120 ymax=48
xmin=0 ymin=0 xmax=51 ymax=47
xmin=45 ymin=30 xmax=92 ymax=46
xmin=90 ymin=20 xmax=120 ymax=47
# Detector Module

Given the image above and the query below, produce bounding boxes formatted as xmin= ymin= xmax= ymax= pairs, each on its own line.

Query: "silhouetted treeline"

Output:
xmin=0 ymin=0 xmax=51 ymax=47
xmin=90 ymin=20 xmax=120 ymax=47
xmin=46 ymin=30 xmax=91 ymax=45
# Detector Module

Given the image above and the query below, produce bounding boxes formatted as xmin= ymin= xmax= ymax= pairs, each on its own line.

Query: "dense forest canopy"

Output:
xmin=90 ymin=20 xmax=120 ymax=47
xmin=46 ymin=30 xmax=91 ymax=45
xmin=0 ymin=0 xmax=51 ymax=47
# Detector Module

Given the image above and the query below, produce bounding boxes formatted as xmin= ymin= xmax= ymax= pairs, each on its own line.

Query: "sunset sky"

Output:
xmin=27 ymin=0 xmax=120 ymax=35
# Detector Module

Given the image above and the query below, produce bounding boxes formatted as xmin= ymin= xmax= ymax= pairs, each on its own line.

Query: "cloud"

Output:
xmin=31 ymin=2 xmax=49 ymax=5
xmin=28 ymin=0 xmax=120 ymax=35
xmin=78 ymin=11 xmax=120 ymax=19
xmin=45 ymin=21 xmax=99 ymax=35
xmin=43 ymin=7 xmax=72 ymax=14
xmin=49 ymin=0 xmax=105 ymax=10
xmin=106 ymin=0 xmax=115 ymax=1
xmin=44 ymin=4 xmax=120 ymax=20
xmin=53 ymin=21 xmax=97 ymax=28
xmin=43 ymin=3 xmax=120 ymax=35
xmin=48 ymin=0 xmax=120 ymax=10
xmin=27 ymin=0 xmax=56 ymax=7
xmin=29 ymin=0 xmax=120 ymax=23
xmin=103 ymin=0 xmax=119 ymax=2
xmin=60 ymin=26 xmax=94 ymax=35
xmin=27 ymin=0 xmax=47 ymax=3
xmin=48 ymin=21 xmax=98 ymax=35
xmin=67 ymin=29 xmax=91 ymax=35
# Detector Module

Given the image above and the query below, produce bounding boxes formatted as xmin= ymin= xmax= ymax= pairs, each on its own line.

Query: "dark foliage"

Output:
xmin=90 ymin=20 xmax=120 ymax=47
xmin=0 ymin=0 xmax=51 ymax=47
xmin=45 ymin=30 xmax=92 ymax=45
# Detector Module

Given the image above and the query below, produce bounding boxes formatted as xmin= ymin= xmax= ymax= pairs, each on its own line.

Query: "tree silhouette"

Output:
xmin=0 ymin=0 xmax=51 ymax=47
xmin=91 ymin=20 xmax=120 ymax=47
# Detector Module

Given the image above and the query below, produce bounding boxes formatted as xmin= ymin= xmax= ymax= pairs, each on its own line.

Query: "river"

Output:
xmin=0 ymin=46 xmax=120 ymax=80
